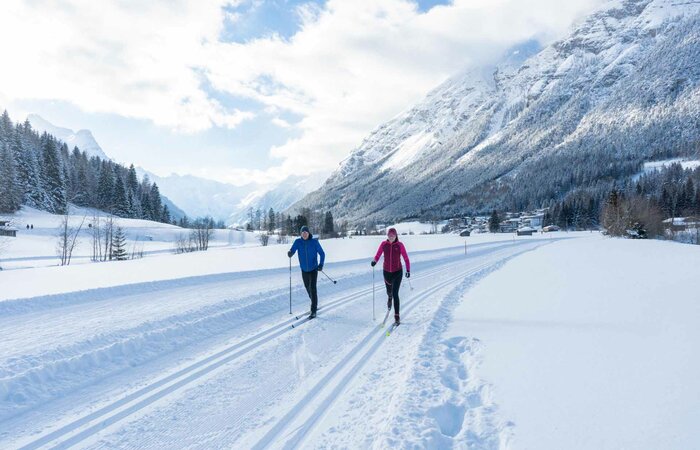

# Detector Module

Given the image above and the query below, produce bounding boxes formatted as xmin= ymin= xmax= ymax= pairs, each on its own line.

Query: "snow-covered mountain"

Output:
xmin=226 ymin=172 xmax=328 ymax=225
xmin=28 ymin=114 xmax=110 ymax=161
xmin=293 ymin=0 xmax=700 ymax=224
xmin=26 ymin=115 xmax=325 ymax=223
xmin=136 ymin=170 xmax=326 ymax=224
xmin=135 ymin=170 xmax=254 ymax=222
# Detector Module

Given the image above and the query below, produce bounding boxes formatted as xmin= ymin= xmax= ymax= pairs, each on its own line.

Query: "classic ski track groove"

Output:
xmin=252 ymin=243 xmax=540 ymax=449
xmin=14 ymin=254 xmax=472 ymax=450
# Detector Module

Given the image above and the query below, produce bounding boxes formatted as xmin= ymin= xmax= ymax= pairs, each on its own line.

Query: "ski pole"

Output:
xmin=408 ymin=277 xmax=414 ymax=291
xmin=320 ymin=269 xmax=337 ymax=284
xmin=372 ymin=265 xmax=376 ymax=321
xmin=289 ymin=256 xmax=292 ymax=314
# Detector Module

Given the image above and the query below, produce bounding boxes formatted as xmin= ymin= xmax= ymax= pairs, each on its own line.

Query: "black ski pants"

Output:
xmin=383 ymin=269 xmax=403 ymax=315
xmin=301 ymin=269 xmax=318 ymax=313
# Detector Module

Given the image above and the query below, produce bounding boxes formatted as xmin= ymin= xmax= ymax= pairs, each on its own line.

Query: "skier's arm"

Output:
xmin=400 ymin=242 xmax=410 ymax=273
xmin=373 ymin=242 xmax=384 ymax=263
xmin=317 ymin=240 xmax=325 ymax=267
xmin=288 ymin=239 xmax=298 ymax=257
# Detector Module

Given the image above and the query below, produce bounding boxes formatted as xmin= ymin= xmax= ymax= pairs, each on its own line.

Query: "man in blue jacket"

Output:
xmin=288 ymin=225 xmax=326 ymax=318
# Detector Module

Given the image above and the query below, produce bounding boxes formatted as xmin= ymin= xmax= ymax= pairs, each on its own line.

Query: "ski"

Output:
xmin=291 ymin=316 xmax=310 ymax=328
xmin=385 ymin=322 xmax=399 ymax=336
xmin=380 ymin=308 xmax=392 ymax=327
xmin=291 ymin=312 xmax=316 ymax=328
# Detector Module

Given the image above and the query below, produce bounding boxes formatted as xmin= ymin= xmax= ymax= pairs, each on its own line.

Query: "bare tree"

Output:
xmin=130 ymin=236 xmax=145 ymax=259
xmin=259 ymin=232 xmax=270 ymax=246
xmin=276 ymin=231 xmax=288 ymax=244
xmin=191 ymin=218 xmax=213 ymax=251
xmin=102 ymin=215 xmax=115 ymax=261
xmin=90 ymin=213 xmax=104 ymax=261
xmin=56 ymin=214 xmax=86 ymax=266
xmin=174 ymin=233 xmax=196 ymax=254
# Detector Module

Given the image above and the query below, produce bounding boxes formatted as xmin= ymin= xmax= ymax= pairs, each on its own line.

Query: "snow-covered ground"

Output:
xmin=0 ymin=230 xmax=697 ymax=449
xmin=0 ymin=206 xmax=259 ymax=271
xmin=631 ymin=158 xmax=700 ymax=181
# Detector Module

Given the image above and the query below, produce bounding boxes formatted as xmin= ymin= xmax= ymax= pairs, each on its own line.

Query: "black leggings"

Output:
xmin=383 ymin=269 xmax=403 ymax=315
xmin=301 ymin=269 xmax=318 ymax=313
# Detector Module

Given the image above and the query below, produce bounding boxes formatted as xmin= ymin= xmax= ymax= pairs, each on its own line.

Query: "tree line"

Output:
xmin=540 ymin=161 xmax=700 ymax=240
xmin=245 ymin=206 xmax=344 ymax=238
xmin=0 ymin=110 xmax=171 ymax=222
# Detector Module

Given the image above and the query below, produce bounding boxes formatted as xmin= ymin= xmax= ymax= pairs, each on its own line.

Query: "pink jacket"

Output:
xmin=373 ymin=239 xmax=410 ymax=273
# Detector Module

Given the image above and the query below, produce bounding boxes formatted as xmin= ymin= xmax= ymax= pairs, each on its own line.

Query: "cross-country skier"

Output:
xmin=371 ymin=227 xmax=410 ymax=325
xmin=288 ymin=225 xmax=326 ymax=319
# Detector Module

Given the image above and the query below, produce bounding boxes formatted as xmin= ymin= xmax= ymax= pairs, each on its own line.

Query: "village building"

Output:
xmin=0 ymin=220 xmax=18 ymax=237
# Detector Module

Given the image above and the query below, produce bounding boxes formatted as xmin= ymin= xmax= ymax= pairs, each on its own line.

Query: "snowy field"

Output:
xmin=0 ymin=227 xmax=697 ymax=449
xmin=0 ymin=206 xmax=259 ymax=271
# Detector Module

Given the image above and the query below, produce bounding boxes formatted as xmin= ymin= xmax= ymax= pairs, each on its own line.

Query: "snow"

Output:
xmin=27 ymin=114 xmax=110 ymax=161
xmin=631 ymin=158 xmax=700 ymax=181
xmin=643 ymin=157 xmax=700 ymax=172
xmin=383 ymin=220 xmax=446 ymax=235
xmin=0 ymin=206 xmax=258 ymax=272
xmin=380 ymin=132 xmax=435 ymax=172
xmin=447 ymin=235 xmax=700 ymax=449
xmin=1 ymin=230 xmax=697 ymax=449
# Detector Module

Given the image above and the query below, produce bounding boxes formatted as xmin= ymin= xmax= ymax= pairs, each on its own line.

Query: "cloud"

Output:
xmin=0 ymin=0 xmax=252 ymax=133
xmin=0 ymin=0 xmax=606 ymax=184
xmin=203 ymin=0 xmax=606 ymax=179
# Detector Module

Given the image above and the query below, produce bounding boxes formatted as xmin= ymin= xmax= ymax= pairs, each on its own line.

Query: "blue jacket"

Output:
xmin=289 ymin=236 xmax=325 ymax=272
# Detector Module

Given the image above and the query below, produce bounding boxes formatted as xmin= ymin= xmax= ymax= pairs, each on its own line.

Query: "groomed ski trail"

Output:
xmin=6 ymin=242 xmax=534 ymax=449
xmin=1 ymin=238 xmax=560 ymax=449
xmin=246 ymin=241 xmax=550 ymax=449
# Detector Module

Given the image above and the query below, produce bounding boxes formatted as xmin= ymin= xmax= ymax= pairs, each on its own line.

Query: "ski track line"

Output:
xmin=0 ymin=238 xmax=545 ymax=314
xmin=12 ymin=249 xmax=491 ymax=450
xmin=2 ymin=240 xmax=522 ymax=421
xmin=252 ymin=242 xmax=546 ymax=450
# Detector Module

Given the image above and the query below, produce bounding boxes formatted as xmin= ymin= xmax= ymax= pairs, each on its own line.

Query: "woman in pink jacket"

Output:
xmin=371 ymin=227 xmax=410 ymax=325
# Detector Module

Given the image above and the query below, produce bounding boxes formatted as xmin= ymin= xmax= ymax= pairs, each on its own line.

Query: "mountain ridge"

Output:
xmin=291 ymin=0 xmax=700 ymax=224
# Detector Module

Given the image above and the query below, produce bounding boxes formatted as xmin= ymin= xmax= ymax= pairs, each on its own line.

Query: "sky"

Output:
xmin=0 ymin=0 xmax=605 ymax=187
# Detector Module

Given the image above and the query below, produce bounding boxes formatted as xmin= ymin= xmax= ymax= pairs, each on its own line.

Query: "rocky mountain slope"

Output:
xmin=293 ymin=0 xmax=700 ymax=224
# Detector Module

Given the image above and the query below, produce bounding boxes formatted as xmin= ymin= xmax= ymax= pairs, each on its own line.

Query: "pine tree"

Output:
xmin=126 ymin=164 xmax=141 ymax=217
xmin=112 ymin=174 xmax=129 ymax=216
xmin=140 ymin=176 xmax=152 ymax=220
xmin=13 ymin=124 xmax=43 ymax=208
xmin=40 ymin=133 xmax=67 ymax=214
xmin=488 ymin=210 xmax=500 ymax=233
xmin=161 ymin=204 xmax=171 ymax=223
xmin=110 ymin=226 xmax=128 ymax=260
xmin=268 ymin=208 xmax=276 ymax=232
xmin=323 ymin=211 xmax=334 ymax=235
xmin=97 ymin=161 xmax=114 ymax=211
xmin=0 ymin=142 xmax=21 ymax=213
xmin=149 ymin=183 xmax=163 ymax=222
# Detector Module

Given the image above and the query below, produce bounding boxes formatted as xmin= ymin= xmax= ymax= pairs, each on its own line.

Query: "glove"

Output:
xmin=287 ymin=251 xmax=292 ymax=258
xmin=318 ymin=264 xmax=323 ymax=271
xmin=406 ymin=272 xmax=411 ymax=278
xmin=370 ymin=260 xmax=377 ymax=267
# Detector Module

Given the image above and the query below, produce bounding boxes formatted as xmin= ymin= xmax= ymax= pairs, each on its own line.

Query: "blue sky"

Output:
xmin=220 ymin=0 xmax=452 ymax=43
xmin=0 ymin=0 xmax=603 ymax=186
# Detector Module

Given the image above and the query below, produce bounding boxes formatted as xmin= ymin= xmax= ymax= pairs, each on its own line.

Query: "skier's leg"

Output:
xmin=393 ymin=270 xmax=403 ymax=322
xmin=309 ymin=269 xmax=318 ymax=314
xmin=301 ymin=270 xmax=312 ymax=298
xmin=383 ymin=270 xmax=393 ymax=309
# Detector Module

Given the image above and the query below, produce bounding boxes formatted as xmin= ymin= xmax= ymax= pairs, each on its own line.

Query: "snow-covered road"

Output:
xmin=1 ymin=236 xmax=554 ymax=449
